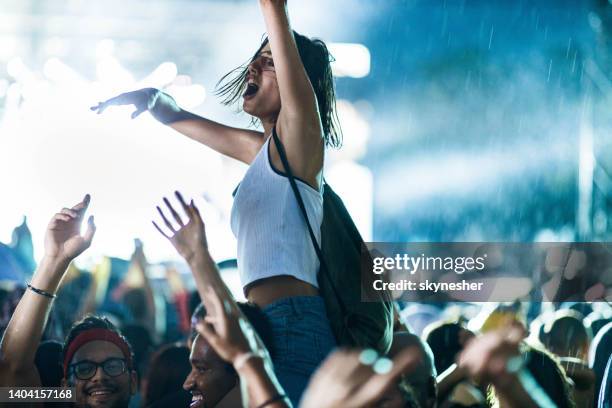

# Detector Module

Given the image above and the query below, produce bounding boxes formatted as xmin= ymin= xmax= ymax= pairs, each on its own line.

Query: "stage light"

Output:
xmin=96 ymin=56 xmax=134 ymax=87
xmin=328 ymin=43 xmax=371 ymax=78
xmin=6 ymin=57 xmax=28 ymax=80
xmin=43 ymin=57 xmax=83 ymax=83
xmin=140 ymin=62 xmax=178 ymax=88
xmin=165 ymin=83 xmax=206 ymax=108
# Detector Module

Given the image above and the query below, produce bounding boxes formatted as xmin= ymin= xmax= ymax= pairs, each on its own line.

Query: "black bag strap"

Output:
xmin=270 ymin=128 xmax=349 ymax=318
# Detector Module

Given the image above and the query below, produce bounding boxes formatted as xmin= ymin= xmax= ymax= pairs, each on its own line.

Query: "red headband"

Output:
xmin=63 ymin=328 xmax=132 ymax=378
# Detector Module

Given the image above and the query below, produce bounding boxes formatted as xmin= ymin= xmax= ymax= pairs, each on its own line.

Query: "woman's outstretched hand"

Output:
xmin=90 ymin=88 xmax=161 ymax=119
xmin=152 ymin=191 xmax=208 ymax=262
xmin=44 ymin=194 xmax=96 ymax=263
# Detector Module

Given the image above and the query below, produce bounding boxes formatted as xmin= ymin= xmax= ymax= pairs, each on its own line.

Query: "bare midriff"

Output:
xmin=246 ymin=275 xmax=319 ymax=307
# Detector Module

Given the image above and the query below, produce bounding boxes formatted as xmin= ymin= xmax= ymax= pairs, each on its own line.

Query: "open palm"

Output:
xmin=153 ymin=191 xmax=208 ymax=262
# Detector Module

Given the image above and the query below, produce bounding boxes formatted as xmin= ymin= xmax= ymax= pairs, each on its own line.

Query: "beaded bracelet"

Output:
xmin=26 ymin=283 xmax=56 ymax=299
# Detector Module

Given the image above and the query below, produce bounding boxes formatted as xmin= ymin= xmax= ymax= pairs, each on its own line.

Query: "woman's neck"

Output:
xmin=261 ymin=116 xmax=276 ymax=137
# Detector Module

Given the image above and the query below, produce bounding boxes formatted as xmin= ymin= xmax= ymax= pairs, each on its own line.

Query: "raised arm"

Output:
xmin=153 ymin=192 xmax=288 ymax=407
xmin=0 ymin=195 xmax=96 ymax=386
xmin=259 ymin=1 xmax=325 ymax=187
xmin=91 ymin=89 xmax=264 ymax=164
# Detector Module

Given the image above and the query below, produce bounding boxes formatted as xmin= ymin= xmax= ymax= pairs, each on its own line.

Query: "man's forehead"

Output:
xmin=72 ymin=340 xmax=124 ymax=363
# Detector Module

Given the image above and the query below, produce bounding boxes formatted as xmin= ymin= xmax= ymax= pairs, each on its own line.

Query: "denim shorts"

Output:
xmin=262 ymin=295 xmax=337 ymax=406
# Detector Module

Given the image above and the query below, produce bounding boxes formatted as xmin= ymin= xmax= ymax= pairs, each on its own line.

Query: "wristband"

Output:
xmin=233 ymin=352 xmax=258 ymax=371
xmin=26 ymin=283 xmax=57 ymax=299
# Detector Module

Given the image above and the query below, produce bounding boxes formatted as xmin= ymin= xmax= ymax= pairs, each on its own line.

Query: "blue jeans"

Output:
xmin=262 ymin=296 xmax=337 ymax=406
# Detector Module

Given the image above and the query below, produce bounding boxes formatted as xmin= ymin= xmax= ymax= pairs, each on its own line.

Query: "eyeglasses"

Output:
xmin=69 ymin=358 xmax=127 ymax=380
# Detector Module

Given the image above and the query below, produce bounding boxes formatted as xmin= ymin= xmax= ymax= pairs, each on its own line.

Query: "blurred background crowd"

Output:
xmin=1 ymin=0 xmax=611 ymax=407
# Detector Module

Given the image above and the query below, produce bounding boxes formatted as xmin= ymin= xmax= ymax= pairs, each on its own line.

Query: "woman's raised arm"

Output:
xmin=259 ymin=1 xmax=325 ymax=186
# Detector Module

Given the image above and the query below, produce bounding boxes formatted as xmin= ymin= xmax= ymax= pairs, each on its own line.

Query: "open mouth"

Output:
xmin=190 ymin=394 xmax=204 ymax=408
xmin=243 ymin=83 xmax=259 ymax=99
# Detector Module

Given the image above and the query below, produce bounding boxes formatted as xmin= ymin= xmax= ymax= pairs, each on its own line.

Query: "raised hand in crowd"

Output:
xmin=300 ymin=348 xmax=419 ymax=408
xmin=0 ymin=195 xmax=96 ymax=386
xmin=196 ymin=286 xmax=288 ymax=408
xmin=154 ymin=192 xmax=287 ymax=407
xmin=457 ymin=325 xmax=563 ymax=408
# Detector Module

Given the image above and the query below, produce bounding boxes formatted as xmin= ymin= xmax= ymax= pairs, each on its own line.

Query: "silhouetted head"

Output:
xmin=589 ymin=321 xmax=612 ymax=404
xmin=543 ymin=309 xmax=591 ymax=361
xmin=142 ymin=343 xmax=191 ymax=408
xmin=385 ymin=332 xmax=437 ymax=408
xmin=423 ymin=321 xmax=474 ymax=374
xmin=490 ymin=344 xmax=575 ymax=408
xmin=35 ymin=340 xmax=63 ymax=387
xmin=216 ymin=32 xmax=342 ymax=148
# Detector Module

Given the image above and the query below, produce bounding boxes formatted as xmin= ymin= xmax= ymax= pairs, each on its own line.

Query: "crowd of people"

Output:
xmin=1 ymin=0 xmax=611 ymax=407
xmin=0 ymin=194 xmax=610 ymax=408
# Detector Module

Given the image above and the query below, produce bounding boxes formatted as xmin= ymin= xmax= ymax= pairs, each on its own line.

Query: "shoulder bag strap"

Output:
xmin=271 ymin=128 xmax=349 ymax=318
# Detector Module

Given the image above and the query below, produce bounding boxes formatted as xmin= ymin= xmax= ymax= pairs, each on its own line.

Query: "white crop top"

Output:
xmin=230 ymin=136 xmax=323 ymax=292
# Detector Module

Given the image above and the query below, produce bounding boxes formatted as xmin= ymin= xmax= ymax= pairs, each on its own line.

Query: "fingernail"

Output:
xmin=359 ymin=349 xmax=378 ymax=366
xmin=373 ymin=357 xmax=393 ymax=374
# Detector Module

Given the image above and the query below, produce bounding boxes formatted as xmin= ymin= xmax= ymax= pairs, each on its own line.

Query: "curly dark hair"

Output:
xmin=216 ymin=31 xmax=342 ymax=148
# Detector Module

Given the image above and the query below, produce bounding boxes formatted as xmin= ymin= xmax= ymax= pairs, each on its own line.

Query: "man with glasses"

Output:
xmin=62 ymin=316 xmax=137 ymax=408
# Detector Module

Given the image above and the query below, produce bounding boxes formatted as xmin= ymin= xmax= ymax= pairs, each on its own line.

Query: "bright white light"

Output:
xmin=327 ymin=162 xmax=373 ymax=241
xmin=7 ymin=57 xmax=28 ymax=79
xmin=331 ymin=99 xmax=370 ymax=160
xmin=0 ymin=57 xmax=234 ymax=265
xmin=328 ymin=43 xmax=371 ymax=78
xmin=0 ymin=36 xmax=18 ymax=60
xmin=140 ymin=62 xmax=178 ymax=88
xmin=166 ymin=84 xmax=206 ymax=108
xmin=43 ymin=58 xmax=83 ymax=83
xmin=96 ymin=39 xmax=115 ymax=59
xmin=96 ymin=56 xmax=134 ymax=87
xmin=0 ymin=79 xmax=8 ymax=98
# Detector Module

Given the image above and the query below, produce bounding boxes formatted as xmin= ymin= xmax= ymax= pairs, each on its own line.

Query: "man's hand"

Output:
xmin=301 ymin=348 xmax=420 ymax=408
xmin=457 ymin=325 xmax=525 ymax=389
xmin=44 ymin=194 xmax=96 ymax=263
xmin=196 ymin=287 xmax=253 ymax=366
xmin=152 ymin=191 xmax=208 ymax=262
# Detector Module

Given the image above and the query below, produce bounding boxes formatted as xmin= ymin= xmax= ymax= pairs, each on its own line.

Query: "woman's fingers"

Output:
xmin=152 ymin=220 xmax=170 ymax=239
xmin=174 ymin=191 xmax=193 ymax=218
xmin=163 ymin=197 xmax=185 ymax=227
xmin=156 ymin=205 xmax=176 ymax=233
xmin=131 ymin=107 xmax=146 ymax=119
xmin=90 ymin=92 xmax=135 ymax=113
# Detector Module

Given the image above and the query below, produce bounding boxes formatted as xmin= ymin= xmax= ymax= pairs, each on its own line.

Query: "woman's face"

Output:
xmin=242 ymin=42 xmax=281 ymax=121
